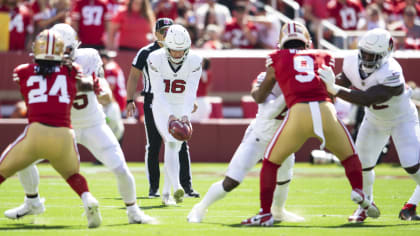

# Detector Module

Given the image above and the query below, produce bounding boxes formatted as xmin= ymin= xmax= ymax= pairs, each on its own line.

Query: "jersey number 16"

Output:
xmin=164 ymin=79 xmax=186 ymax=93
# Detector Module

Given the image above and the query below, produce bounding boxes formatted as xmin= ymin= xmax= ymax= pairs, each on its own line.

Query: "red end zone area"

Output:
xmin=0 ymin=119 xmax=400 ymax=163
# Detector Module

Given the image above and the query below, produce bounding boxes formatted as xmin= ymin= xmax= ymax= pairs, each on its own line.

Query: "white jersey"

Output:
xmin=253 ymin=72 xmax=287 ymax=141
xmin=342 ymin=51 xmax=417 ymax=125
xmin=71 ymin=48 xmax=106 ymax=128
xmin=147 ymin=48 xmax=202 ymax=119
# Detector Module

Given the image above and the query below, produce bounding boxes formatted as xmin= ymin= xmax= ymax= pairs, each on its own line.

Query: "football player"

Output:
xmin=242 ymin=21 xmax=379 ymax=226
xmin=0 ymin=30 xmax=101 ymax=228
xmin=146 ymin=24 xmax=202 ymax=205
xmin=4 ymin=24 xmax=155 ymax=225
xmin=187 ymin=72 xmax=304 ymax=223
xmin=318 ymin=28 xmax=420 ymax=222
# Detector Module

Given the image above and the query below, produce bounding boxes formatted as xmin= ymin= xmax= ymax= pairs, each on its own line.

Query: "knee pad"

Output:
xmin=404 ymin=163 xmax=420 ymax=175
xmin=222 ymin=177 xmax=240 ymax=192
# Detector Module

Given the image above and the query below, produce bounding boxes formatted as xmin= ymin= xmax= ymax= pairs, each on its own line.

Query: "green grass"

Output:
xmin=1 ymin=163 xmax=420 ymax=236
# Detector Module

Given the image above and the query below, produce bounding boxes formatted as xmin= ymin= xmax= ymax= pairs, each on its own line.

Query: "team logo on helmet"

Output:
xmin=32 ymin=30 xmax=65 ymax=61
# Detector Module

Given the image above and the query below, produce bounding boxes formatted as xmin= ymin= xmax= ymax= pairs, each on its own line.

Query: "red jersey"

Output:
xmin=71 ymin=0 xmax=111 ymax=46
xmin=155 ymin=1 xmax=178 ymax=20
xmin=13 ymin=63 xmax=81 ymax=128
xmin=196 ymin=70 xmax=212 ymax=97
xmin=269 ymin=49 xmax=334 ymax=108
xmin=0 ymin=5 xmax=33 ymax=50
xmin=104 ymin=61 xmax=127 ymax=111
xmin=327 ymin=0 xmax=364 ymax=30
xmin=29 ymin=0 xmax=51 ymax=23
xmin=223 ymin=19 xmax=258 ymax=49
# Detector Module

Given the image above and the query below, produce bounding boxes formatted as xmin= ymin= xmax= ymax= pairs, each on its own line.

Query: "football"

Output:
xmin=168 ymin=119 xmax=192 ymax=141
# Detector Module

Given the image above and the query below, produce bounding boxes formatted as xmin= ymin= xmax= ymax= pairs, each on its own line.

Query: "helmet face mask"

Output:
xmin=164 ymin=24 xmax=191 ymax=64
xmin=358 ymin=28 xmax=393 ymax=74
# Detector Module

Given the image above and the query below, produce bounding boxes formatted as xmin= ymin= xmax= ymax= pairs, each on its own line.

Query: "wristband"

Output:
xmin=126 ymin=99 xmax=134 ymax=105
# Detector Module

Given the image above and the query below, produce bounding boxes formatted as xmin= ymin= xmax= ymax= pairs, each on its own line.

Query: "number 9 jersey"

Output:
xmin=268 ymin=49 xmax=335 ymax=108
xmin=13 ymin=63 xmax=81 ymax=128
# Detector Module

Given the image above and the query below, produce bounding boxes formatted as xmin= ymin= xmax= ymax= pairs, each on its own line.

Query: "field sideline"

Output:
xmin=1 ymin=163 xmax=419 ymax=236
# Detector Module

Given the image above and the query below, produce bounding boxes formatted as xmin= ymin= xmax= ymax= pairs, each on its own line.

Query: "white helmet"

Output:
xmin=278 ymin=21 xmax=311 ymax=49
xmin=358 ymin=28 xmax=393 ymax=74
xmin=50 ymin=23 xmax=80 ymax=59
xmin=164 ymin=24 xmax=191 ymax=64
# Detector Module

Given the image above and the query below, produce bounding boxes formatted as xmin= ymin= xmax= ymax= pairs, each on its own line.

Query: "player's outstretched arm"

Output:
xmin=251 ymin=66 xmax=276 ymax=103
xmin=336 ymin=84 xmax=404 ymax=107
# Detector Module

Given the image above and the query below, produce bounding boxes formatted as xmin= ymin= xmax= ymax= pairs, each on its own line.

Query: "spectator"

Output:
xmin=327 ymin=0 xmax=365 ymax=30
xmin=389 ymin=6 xmax=420 ymax=49
xmin=71 ymin=0 xmax=111 ymax=49
xmin=154 ymin=0 xmax=178 ymax=20
xmin=222 ymin=4 xmax=257 ymax=49
xmin=370 ymin=0 xmax=398 ymax=24
xmin=107 ymin=0 xmax=125 ymax=17
xmin=195 ymin=0 xmax=231 ymax=34
xmin=394 ymin=0 xmax=420 ymax=20
xmin=302 ymin=0 xmax=329 ymax=48
xmin=357 ymin=3 xmax=386 ymax=30
xmin=0 ymin=0 xmax=33 ymax=51
xmin=108 ymin=0 xmax=155 ymax=51
xmin=198 ymin=24 xmax=223 ymax=49
xmin=248 ymin=2 xmax=280 ymax=49
xmin=30 ymin=0 xmax=69 ymax=34
xmin=191 ymin=58 xmax=213 ymax=121
xmin=100 ymin=50 xmax=127 ymax=113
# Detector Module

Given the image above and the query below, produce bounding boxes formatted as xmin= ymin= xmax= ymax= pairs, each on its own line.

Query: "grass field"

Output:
xmin=1 ymin=162 xmax=420 ymax=236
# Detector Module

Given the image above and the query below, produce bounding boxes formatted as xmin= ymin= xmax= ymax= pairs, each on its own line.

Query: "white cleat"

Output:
xmin=162 ymin=194 xmax=177 ymax=206
xmin=4 ymin=197 xmax=45 ymax=219
xmin=128 ymin=207 xmax=157 ymax=224
xmin=82 ymin=193 xmax=102 ymax=228
xmin=187 ymin=204 xmax=207 ymax=223
xmin=351 ymin=189 xmax=380 ymax=219
xmin=173 ymin=189 xmax=184 ymax=204
xmin=271 ymin=208 xmax=305 ymax=222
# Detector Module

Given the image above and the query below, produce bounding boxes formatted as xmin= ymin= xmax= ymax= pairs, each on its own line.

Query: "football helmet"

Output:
xmin=278 ymin=21 xmax=311 ymax=49
xmin=164 ymin=24 xmax=191 ymax=64
xmin=32 ymin=29 xmax=65 ymax=61
xmin=50 ymin=23 xmax=80 ymax=59
xmin=358 ymin=28 xmax=393 ymax=74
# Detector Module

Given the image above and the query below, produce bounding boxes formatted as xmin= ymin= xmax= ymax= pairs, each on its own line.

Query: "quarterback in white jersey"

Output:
xmin=319 ymin=28 xmax=420 ymax=222
xmin=4 ymin=24 xmax=155 ymax=224
xmin=187 ymin=72 xmax=303 ymax=223
xmin=147 ymin=24 xmax=201 ymax=205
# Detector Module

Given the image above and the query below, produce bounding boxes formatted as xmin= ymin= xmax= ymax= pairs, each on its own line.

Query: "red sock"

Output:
xmin=341 ymin=154 xmax=363 ymax=190
xmin=0 ymin=174 xmax=5 ymax=184
xmin=66 ymin=173 xmax=89 ymax=197
xmin=260 ymin=158 xmax=280 ymax=214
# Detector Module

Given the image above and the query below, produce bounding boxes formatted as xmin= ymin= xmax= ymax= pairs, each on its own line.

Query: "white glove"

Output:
xmin=317 ymin=66 xmax=340 ymax=95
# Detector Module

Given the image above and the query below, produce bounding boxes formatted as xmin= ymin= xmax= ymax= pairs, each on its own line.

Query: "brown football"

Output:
xmin=168 ymin=120 xmax=192 ymax=141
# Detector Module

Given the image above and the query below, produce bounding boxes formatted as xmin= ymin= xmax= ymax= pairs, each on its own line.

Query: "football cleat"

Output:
xmin=271 ymin=207 xmax=304 ymax=222
xmin=162 ymin=194 xmax=177 ymax=206
xmin=82 ymin=193 xmax=102 ymax=228
xmin=241 ymin=213 xmax=274 ymax=226
xmin=184 ymin=189 xmax=200 ymax=198
xmin=348 ymin=206 xmax=367 ymax=223
xmin=350 ymin=188 xmax=380 ymax=218
xmin=187 ymin=204 xmax=207 ymax=223
xmin=148 ymin=189 xmax=160 ymax=199
xmin=4 ymin=197 xmax=45 ymax=219
xmin=127 ymin=207 xmax=157 ymax=224
xmin=174 ymin=189 xmax=185 ymax=203
xmin=399 ymin=203 xmax=420 ymax=221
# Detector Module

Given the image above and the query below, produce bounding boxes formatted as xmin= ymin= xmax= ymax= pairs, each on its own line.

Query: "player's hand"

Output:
xmin=126 ymin=101 xmax=136 ymax=117
xmin=92 ymin=73 xmax=102 ymax=95
xmin=318 ymin=66 xmax=339 ymax=95
xmin=181 ymin=115 xmax=192 ymax=131
xmin=168 ymin=115 xmax=178 ymax=126
xmin=192 ymin=102 xmax=198 ymax=113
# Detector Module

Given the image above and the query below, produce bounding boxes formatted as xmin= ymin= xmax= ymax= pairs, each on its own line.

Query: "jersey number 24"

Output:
xmin=27 ymin=75 xmax=70 ymax=104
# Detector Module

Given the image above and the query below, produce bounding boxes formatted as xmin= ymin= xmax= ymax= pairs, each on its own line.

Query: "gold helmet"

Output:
xmin=278 ymin=21 xmax=311 ymax=49
xmin=32 ymin=29 xmax=65 ymax=61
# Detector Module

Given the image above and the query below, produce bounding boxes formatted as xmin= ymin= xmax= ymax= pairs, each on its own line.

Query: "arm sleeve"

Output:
xmin=182 ymin=58 xmax=202 ymax=116
xmin=148 ymin=57 xmax=174 ymax=115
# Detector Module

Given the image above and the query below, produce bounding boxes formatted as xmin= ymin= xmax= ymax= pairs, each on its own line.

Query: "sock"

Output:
xmin=362 ymin=170 xmax=375 ymax=202
xmin=199 ymin=180 xmax=227 ymax=209
xmin=126 ymin=204 xmax=139 ymax=214
xmin=408 ymin=185 xmax=420 ymax=205
xmin=260 ymin=158 xmax=280 ymax=214
xmin=341 ymin=154 xmax=363 ymax=190
xmin=164 ymin=142 xmax=182 ymax=191
xmin=112 ymin=164 xmax=136 ymax=204
xmin=272 ymin=182 xmax=289 ymax=211
xmin=18 ymin=164 xmax=40 ymax=196
xmin=162 ymin=167 xmax=171 ymax=196
xmin=66 ymin=173 xmax=89 ymax=197
xmin=0 ymin=174 xmax=5 ymax=184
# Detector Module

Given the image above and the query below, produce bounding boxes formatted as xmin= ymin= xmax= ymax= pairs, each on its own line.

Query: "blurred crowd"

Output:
xmin=0 ymin=0 xmax=419 ymax=52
